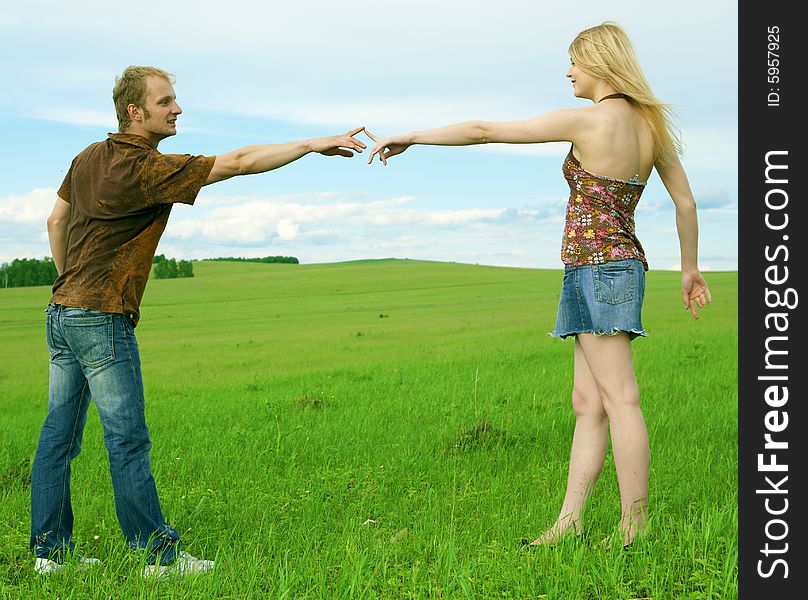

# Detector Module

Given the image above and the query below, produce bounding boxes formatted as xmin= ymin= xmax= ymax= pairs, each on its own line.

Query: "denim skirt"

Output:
xmin=551 ymin=259 xmax=647 ymax=340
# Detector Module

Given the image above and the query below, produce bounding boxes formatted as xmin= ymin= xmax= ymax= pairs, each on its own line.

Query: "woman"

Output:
xmin=367 ymin=21 xmax=711 ymax=548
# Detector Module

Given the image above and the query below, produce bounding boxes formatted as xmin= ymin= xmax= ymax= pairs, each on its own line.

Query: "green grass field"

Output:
xmin=0 ymin=259 xmax=738 ymax=599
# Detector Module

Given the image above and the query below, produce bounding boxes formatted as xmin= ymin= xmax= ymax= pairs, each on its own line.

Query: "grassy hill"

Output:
xmin=0 ymin=260 xmax=738 ymax=598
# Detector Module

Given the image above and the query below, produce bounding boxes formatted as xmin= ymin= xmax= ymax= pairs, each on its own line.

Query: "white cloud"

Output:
xmin=166 ymin=192 xmax=560 ymax=246
xmin=0 ymin=189 xmax=58 ymax=262
xmin=28 ymin=107 xmax=115 ymax=129
xmin=3 ymin=183 xmax=739 ymax=270
xmin=154 ymin=190 xmax=570 ymax=267
xmin=0 ymin=188 xmax=56 ymax=223
xmin=276 ymin=218 xmax=300 ymax=240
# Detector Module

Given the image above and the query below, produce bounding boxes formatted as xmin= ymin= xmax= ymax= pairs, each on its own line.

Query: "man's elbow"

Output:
xmin=223 ymin=150 xmax=254 ymax=177
xmin=47 ymin=214 xmax=65 ymax=232
xmin=236 ymin=155 xmax=256 ymax=176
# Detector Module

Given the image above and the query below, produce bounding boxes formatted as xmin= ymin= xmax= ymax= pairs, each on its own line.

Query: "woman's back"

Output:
xmin=572 ymin=97 xmax=655 ymax=184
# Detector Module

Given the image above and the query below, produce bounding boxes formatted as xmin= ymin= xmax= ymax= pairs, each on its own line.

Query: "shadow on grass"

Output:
xmin=445 ymin=420 xmax=513 ymax=453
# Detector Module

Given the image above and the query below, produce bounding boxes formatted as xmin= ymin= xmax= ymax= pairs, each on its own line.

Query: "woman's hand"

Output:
xmin=681 ymin=269 xmax=712 ymax=319
xmin=365 ymin=129 xmax=412 ymax=165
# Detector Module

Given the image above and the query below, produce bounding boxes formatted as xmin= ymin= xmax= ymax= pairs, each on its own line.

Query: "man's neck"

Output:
xmin=122 ymin=127 xmax=163 ymax=148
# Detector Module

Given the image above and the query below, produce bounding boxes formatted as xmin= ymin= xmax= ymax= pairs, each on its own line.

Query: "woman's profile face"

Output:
xmin=565 ymin=59 xmax=597 ymax=100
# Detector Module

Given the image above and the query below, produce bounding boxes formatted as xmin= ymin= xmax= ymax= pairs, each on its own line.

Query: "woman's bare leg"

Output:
xmin=530 ymin=337 xmax=609 ymax=544
xmin=576 ymin=332 xmax=649 ymax=546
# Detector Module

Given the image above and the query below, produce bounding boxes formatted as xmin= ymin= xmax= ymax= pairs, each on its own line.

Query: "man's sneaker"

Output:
xmin=142 ymin=551 xmax=214 ymax=578
xmin=34 ymin=557 xmax=101 ymax=574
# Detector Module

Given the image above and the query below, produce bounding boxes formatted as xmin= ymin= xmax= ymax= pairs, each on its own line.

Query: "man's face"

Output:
xmin=139 ymin=75 xmax=182 ymax=141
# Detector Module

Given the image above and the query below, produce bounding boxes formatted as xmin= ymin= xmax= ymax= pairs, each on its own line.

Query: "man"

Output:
xmin=32 ymin=65 xmax=366 ymax=576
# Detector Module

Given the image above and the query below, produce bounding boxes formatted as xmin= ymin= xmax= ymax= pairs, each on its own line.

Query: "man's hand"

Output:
xmin=310 ymin=126 xmax=367 ymax=157
xmin=365 ymin=130 xmax=411 ymax=165
xmin=681 ymin=269 xmax=712 ymax=320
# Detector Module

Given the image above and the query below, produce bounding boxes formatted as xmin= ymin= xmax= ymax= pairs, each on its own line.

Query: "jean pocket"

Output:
xmin=593 ymin=262 xmax=636 ymax=305
xmin=62 ymin=307 xmax=108 ymax=317
xmin=62 ymin=314 xmax=115 ymax=368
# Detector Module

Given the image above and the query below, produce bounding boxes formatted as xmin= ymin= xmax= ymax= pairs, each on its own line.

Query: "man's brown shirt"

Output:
xmin=51 ymin=133 xmax=215 ymax=326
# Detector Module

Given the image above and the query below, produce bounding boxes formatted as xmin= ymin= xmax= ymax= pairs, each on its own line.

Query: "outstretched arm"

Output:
xmin=367 ymin=108 xmax=588 ymax=165
xmin=656 ymin=155 xmax=712 ymax=319
xmin=206 ymin=126 xmax=366 ymax=185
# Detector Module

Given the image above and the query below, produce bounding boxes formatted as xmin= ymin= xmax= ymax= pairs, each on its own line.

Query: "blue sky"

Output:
xmin=0 ymin=0 xmax=737 ymax=270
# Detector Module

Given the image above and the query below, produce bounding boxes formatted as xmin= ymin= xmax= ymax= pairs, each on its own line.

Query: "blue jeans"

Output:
xmin=30 ymin=304 xmax=180 ymax=564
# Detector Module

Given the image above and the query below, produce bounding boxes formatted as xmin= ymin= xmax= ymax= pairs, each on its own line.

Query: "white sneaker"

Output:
xmin=142 ymin=551 xmax=215 ymax=578
xmin=34 ymin=557 xmax=101 ymax=574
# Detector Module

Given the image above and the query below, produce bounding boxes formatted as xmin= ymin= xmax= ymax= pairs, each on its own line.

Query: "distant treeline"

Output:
xmin=0 ymin=257 xmax=58 ymax=288
xmin=1 ymin=254 xmax=299 ymax=288
xmin=152 ymin=254 xmax=194 ymax=279
xmin=203 ymin=256 xmax=299 ymax=264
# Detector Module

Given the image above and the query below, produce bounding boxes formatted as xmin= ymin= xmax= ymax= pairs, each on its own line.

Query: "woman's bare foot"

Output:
xmin=525 ymin=518 xmax=583 ymax=546
xmin=599 ymin=519 xmax=647 ymax=549
xmin=620 ymin=502 xmax=648 ymax=547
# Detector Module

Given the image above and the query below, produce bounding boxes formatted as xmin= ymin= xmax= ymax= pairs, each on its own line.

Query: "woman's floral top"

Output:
xmin=560 ymin=145 xmax=649 ymax=271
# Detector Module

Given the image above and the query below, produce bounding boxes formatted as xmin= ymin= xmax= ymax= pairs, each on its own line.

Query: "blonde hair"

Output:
xmin=569 ymin=22 xmax=682 ymax=166
xmin=113 ymin=66 xmax=175 ymax=132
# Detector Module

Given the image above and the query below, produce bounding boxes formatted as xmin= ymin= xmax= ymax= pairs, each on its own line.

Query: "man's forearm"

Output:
xmin=207 ymin=140 xmax=314 ymax=185
xmin=234 ymin=140 xmax=314 ymax=175
xmin=206 ymin=128 xmax=364 ymax=186
xmin=47 ymin=198 xmax=71 ymax=275
xmin=48 ymin=223 xmax=68 ymax=275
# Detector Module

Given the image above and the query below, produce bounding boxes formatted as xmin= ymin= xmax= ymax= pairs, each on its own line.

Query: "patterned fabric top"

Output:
xmin=51 ymin=133 xmax=215 ymax=325
xmin=560 ymin=145 xmax=648 ymax=271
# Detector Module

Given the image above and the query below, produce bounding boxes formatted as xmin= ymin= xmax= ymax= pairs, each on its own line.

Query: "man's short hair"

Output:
xmin=113 ymin=66 xmax=175 ymax=132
